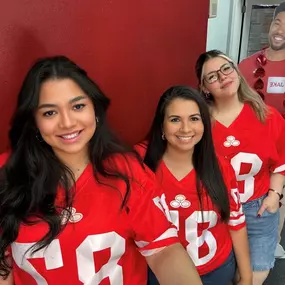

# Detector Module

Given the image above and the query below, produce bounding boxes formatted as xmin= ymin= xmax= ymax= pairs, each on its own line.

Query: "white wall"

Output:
xmin=206 ymin=0 xmax=232 ymax=54
xmin=206 ymin=0 xmax=243 ymax=63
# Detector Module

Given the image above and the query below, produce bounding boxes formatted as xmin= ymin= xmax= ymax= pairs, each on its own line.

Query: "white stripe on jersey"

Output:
xmin=230 ymin=208 xmax=244 ymax=218
xmin=134 ymin=240 xmax=148 ymax=248
xmin=139 ymin=246 xmax=166 ymax=257
xmin=273 ymin=164 xmax=285 ymax=173
xmin=135 ymin=228 xmax=178 ymax=256
xmin=228 ymin=215 xmax=245 ymax=227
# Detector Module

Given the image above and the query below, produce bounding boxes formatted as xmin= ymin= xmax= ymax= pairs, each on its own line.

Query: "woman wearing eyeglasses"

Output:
xmin=195 ymin=49 xmax=285 ymax=285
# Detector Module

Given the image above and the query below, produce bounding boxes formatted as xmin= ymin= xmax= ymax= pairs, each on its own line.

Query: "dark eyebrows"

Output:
xmin=37 ymin=103 xmax=57 ymax=110
xmin=189 ymin=113 xmax=201 ymax=117
xmin=69 ymin=95 xmax=87 ymax=104
xmin=168 ymin=113 xmax=201 ymax=118
xmin=38 ymin=95 xmax=87 ymax=110
xmin=205 ymin=71 xmax=216 ymax=77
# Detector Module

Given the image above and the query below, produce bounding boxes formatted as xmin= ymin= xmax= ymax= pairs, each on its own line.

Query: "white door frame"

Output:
xmin=228 ymin=0 xmax=244 ymax=63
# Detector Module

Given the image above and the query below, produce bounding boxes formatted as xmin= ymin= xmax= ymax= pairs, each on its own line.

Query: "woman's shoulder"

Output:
xmin=246 ymin=103 xmax=283 ymax=127
xmin=265 ymin=105 xmax=285 ymax=131
xmin=266 ymin=105 xmax=283 ymax=119
xmin=103 ymin=151 xmax=158 ymax=192
xmin=133 ymin=141 xmax=148 ymax=159
xmin=104 ymin=151 xmax=146 ymax=178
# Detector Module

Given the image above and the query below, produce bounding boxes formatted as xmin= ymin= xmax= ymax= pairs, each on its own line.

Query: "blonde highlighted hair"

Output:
xmin=195 ymin=50 xmax=268 ymax=123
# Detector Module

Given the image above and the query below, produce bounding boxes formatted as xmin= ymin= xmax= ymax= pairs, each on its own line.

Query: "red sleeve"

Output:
xmin=133 ymin=141 xmax=148 ymax=159
xmin=268 ymin=107 xmax=285 ymax=175
xmin=108 ymin=154 xmax=178 ymax=256
xmin=0 ymin=151 xmax=10 ymax=167
xmin=218 ymin=157 xmax=246 ymax=231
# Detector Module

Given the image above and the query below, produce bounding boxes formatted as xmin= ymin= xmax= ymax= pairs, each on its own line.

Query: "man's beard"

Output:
xmin=269 ymin=37 xmax=285 ymax=51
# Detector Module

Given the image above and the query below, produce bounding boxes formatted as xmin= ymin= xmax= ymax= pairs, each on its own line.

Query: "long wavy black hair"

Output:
xmin=142 ymin=85 xmax=230 ymax=222
xmin=0 ymin=56 xmax=138 ymax=277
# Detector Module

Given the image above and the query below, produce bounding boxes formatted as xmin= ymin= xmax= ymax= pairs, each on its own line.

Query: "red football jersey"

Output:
xmin=0 ymin=153 xmax=178 ymax=285
xmin=135 ymin=144 xmax=245 ymax=276
xmin=212 ymin=104 xmax=285 ymax=203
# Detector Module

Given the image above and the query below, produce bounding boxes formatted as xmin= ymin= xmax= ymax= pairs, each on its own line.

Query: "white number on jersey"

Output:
xmin=230 ymin=152 xmax=263 ymax=202
xmin=153 ymin=193 xmax=172 ymax=223
xmin=170 ymin=210 xmax=218 ymax=266
xmin=12 ymin=240 xmax=63 ymax=285
xmin=11 ymin=232 xmax=125 ymax=285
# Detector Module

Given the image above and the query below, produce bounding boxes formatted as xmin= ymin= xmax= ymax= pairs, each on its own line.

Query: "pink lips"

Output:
xmin=221 ymin=81 xmax=233 ymax=89
xmin=58 ymin=130 xmax=82 ymax=143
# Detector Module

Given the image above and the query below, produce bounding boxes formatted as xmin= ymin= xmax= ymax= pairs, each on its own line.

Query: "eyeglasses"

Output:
xmin=253 ymin=49 xmax=267 ymax=100
xmin=203 ymin=62 xmax=235 ymax=84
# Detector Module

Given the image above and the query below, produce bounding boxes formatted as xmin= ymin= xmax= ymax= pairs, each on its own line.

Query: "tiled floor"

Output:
xmin=264 ymin=228 xmax=285 ymax=285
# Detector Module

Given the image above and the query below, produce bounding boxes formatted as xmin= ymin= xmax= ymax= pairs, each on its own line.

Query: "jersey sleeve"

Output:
xmin=133 ymin=141 xmax=148 ymax=159
xmin=219 ymin=157 xmax=246 ymax=231
xmin=108 ymin=154 xmax=178 ymax=257
xmin=128 ymin=165 xmax=178 ymax=256
xmin=268 ymin=107 xmax=285 ymax=175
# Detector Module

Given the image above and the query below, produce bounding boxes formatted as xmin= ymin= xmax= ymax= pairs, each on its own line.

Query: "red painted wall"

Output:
xmin=0 ymin=0 xmax=209 ymax=152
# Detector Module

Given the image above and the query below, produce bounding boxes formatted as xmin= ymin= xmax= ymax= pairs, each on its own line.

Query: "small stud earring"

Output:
xmin=96 ymin=117 xmax=99 ymax=123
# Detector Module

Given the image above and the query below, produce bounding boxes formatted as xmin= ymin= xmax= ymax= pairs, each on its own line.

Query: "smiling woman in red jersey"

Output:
xmin=0 ymin=56 xmax=202 ymax=285
xmin=196 ymin=49 xmax=285 ymax=285
xmin=135 ymin=86 xmax=252 ymax=285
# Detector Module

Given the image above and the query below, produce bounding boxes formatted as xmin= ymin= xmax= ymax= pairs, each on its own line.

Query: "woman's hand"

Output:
xmin=257 ymin=191 xmax=279 ymax=216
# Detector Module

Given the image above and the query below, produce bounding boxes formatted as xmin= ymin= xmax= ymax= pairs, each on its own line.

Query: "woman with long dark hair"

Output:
xmin=136 ymin=86 xmax=252 ymax=285
xmin=0 ymin=56 xmax=202 ymax=285
xmin=196 ymin=49 xmax=285 ymax=285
